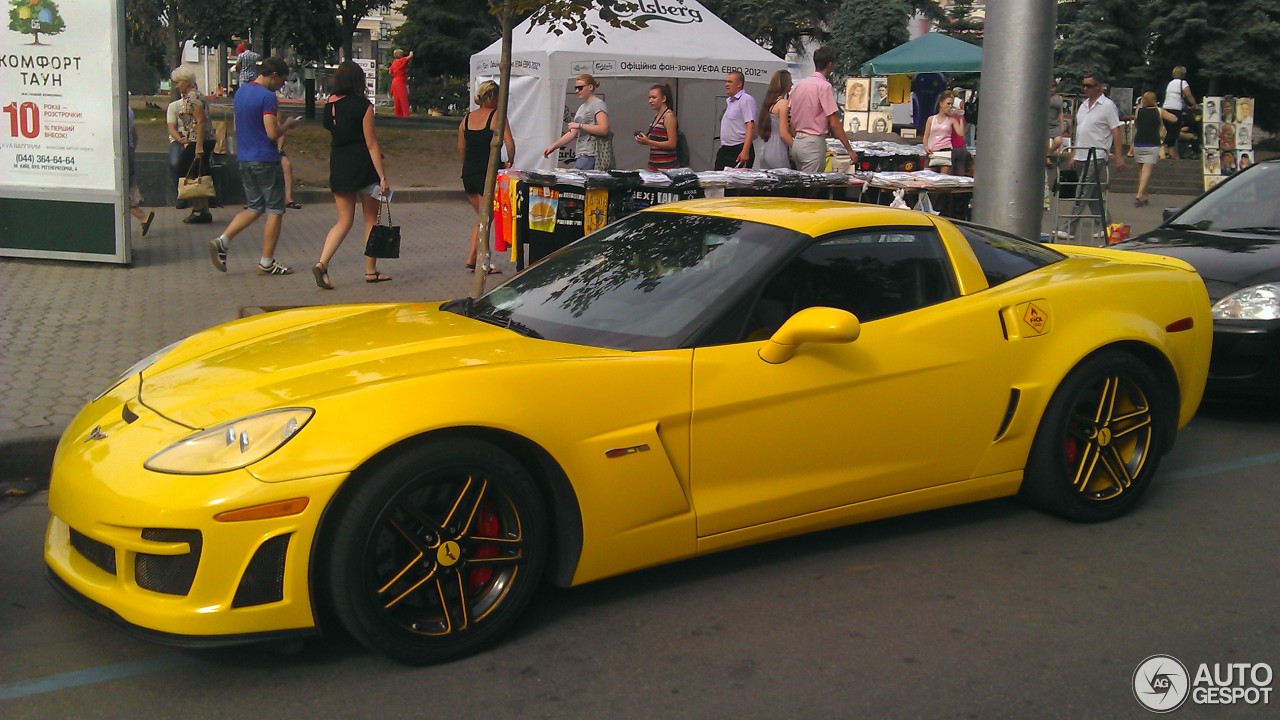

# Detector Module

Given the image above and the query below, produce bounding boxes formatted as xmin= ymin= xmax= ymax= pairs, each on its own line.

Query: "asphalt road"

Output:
xmin=1 ymin=402 xmax=1276 ymax=719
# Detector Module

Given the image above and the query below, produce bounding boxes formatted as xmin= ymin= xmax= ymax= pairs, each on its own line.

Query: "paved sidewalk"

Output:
xmin=0 ymin=190 xmax=1191 ymax=485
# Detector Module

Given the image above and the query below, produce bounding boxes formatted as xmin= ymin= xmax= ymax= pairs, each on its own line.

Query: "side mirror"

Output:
xmin=759 ymin=307 xmax=861 ymax=364
xmin=1162 ymin=208 xmax=1181 ymax=223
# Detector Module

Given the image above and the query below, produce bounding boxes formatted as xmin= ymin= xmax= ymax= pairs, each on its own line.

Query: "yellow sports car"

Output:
xmin=46 ymin=199 xmax=1211 ymax=664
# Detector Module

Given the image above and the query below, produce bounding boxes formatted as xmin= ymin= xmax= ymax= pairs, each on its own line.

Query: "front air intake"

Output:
xmin=232 ymin=534 xmax=291 ymax=608
xmin=135 ymin=529 xmax=202 ymax=596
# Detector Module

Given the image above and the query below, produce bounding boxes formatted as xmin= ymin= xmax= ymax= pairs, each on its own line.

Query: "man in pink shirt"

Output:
xmin=788 ymin=46 xmax=856 ymax=172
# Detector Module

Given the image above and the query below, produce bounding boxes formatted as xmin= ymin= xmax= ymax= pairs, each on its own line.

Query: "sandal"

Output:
xmin=286 ymin=201 xmax=302 ymax=209
xmin=141 ymin=211 xmax=154 ymax=237
xmin=484 ymin=264 xmax=503 ymax=275
xmin=312 ymin=262 xmax=333 ymax=290
xmin=365 ymin=271 xmax=393 ymax=283
xmin=465 ymin=263 xmax=476 ymax=270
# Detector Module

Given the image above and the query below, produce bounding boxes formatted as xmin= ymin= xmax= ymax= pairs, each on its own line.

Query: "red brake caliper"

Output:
xmin=467 ymin=502 xmax=500 ymax=594
xmin=1064 ymin=436 xmax=1080 ymax=467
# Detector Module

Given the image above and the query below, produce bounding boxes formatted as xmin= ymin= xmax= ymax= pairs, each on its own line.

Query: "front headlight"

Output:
xmin=92 ymin=340 xmax=183 ymax=402
xmin=1212 ymin=283 xmax=1280 ymax=320
xmin=144 ymin=408 xmax=314 ymax=475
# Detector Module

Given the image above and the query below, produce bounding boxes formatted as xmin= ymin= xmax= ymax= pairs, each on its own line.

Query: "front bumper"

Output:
xmin=44 ymin=397 xmax=348 ymax=640
xmin=1208 ymin=319 xmax=1280 ymax=398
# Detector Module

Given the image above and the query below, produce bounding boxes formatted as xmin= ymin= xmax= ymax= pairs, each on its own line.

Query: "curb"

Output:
xmin=289 ymin=187 xmax=469 ymax=205
xmin=0 ymin=426 xmax=60 ymax=487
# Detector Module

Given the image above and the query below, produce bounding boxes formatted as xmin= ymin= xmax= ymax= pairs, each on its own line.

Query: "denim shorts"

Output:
xmin=239 ymin=161 xmax=286 ymax=215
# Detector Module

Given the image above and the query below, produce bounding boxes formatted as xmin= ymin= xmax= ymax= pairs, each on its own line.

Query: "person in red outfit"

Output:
xmin=389 ymin=49 xmax=414 ymax=117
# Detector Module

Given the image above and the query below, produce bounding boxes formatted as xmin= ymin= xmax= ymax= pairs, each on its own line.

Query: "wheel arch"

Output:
xmin=307 ymin=427 xmax=584 ymax=634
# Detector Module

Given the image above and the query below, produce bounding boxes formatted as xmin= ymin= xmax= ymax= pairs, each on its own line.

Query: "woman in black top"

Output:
xmin=1132 ymin=91 xmax=1177 ymax=207
xmin=313 ymin=61 xmax=391 ymax=289
xmin=458 ymin=80 xmax=515 ymax=273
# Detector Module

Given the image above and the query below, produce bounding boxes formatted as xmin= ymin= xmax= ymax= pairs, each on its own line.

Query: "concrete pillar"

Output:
xmin=971 ymin=0 xmax=1057 ymax=240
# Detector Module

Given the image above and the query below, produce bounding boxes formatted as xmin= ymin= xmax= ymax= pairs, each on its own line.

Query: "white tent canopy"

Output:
xmin=469 ymin=0 xmax=787 ymax=171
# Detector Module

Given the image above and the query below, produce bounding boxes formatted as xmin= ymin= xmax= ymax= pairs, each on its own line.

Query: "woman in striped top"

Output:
xmin=635 ymin=84 xmax=679 ymax=170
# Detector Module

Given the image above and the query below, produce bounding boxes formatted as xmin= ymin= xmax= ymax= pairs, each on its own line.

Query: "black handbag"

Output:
xmin=364 ymin=199 xmax=400 ymax=258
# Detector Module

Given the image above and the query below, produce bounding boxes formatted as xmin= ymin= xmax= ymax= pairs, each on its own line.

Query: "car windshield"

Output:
xmin=452 ymin=212 xmax=802 ymax=350
xmin=1168 ymin=163 xmax=1280 ymax=233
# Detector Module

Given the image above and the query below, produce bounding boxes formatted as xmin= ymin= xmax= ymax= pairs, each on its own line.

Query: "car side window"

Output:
xmin=744 ymin=228 xmax=958 ymax=340
xmin=953 ymin=221 xmax=1065 ymax=286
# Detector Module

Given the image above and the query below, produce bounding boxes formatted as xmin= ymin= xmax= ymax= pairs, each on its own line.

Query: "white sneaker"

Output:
xmin=1054 ymin=230 xmax=1071 ymax=240
xmin=257 ymin=259 xmax=293 ymax=276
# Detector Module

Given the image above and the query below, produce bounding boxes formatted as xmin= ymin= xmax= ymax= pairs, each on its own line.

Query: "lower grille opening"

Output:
xmin=70 ymin=528 xmax=117 ymax=575
xmin=232 ymin=534 xmax=291 ymax=608
xmin=135 ymin=529 xmax=203 ymax=596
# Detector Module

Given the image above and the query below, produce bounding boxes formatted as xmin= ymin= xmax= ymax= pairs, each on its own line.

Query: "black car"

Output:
xmin=1118 ymin=157 xmax=1280 ymax=398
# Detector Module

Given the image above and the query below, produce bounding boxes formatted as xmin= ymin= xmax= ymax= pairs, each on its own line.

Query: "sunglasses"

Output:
xmin=574 ymin=85 xmax=587 ymax=91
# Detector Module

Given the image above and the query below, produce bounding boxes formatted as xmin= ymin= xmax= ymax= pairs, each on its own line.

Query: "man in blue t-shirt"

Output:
xmin=209 ymin=56 xmax=301 ymax=275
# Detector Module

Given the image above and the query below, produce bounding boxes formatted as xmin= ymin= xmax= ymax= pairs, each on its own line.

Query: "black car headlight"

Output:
xmin=1212 ymin=283 xmax=1280 ymax=321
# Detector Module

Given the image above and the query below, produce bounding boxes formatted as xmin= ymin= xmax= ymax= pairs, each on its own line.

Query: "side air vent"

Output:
xmin=994 ymin=389 xmax=1021 ymax=441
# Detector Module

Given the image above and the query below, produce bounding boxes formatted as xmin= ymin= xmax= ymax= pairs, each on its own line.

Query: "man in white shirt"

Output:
xmin=715 ymin=72 xmax=757 ymax=169
xmin=1059 ymin=71 xmax=1124 ymax=244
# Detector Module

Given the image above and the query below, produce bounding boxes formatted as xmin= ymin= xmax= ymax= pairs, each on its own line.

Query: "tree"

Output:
xmin=334 ymin=0 xmax=393 ymax=60
xmin=942 ymin=0 xmax=983 ymax=45
xmin=8 ymin=0 xmax=67 ymax=45
xmin=700 ymin=0 xmax=843 ymax=58
xmin=469 ymin=0 xmax=645 ymax=298
xmin=1053 ymin=0 xmax=1145 ymax=90
xmin=827 ymin=0 xmax=914 ymax=79
xmin=395 ymin=0 xmax=503 ymax=112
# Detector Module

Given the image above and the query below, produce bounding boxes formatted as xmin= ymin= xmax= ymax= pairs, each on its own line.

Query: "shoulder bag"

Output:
xmin=364 ymin=199 xmax=401 ymax=258
xmin=177 ymin=156 xmax=216 ymax=200
xmin=592 ymin=131 xmax=615 ymax=170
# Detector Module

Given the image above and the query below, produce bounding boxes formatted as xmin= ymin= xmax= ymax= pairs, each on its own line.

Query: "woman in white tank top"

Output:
xmin=1160 ymin=67 xmax=1196 ymax=159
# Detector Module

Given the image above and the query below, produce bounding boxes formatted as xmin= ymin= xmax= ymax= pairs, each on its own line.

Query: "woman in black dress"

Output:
xmin=313 ymin=61 xmax=391 ymax=289
xmin=458 ymin=80 xmax=515 ymax=272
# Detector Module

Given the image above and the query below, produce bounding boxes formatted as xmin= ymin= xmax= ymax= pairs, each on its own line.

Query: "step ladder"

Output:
xmin=1050 ymin=147 xmax=1110 ymax=246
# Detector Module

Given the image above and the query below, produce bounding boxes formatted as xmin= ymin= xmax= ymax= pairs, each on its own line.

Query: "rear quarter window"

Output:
xmin=954 ymin=222 xmax=1065 ymax=286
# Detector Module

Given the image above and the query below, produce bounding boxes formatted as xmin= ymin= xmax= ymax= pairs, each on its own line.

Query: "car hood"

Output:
xmin=1119 ymin=229 xmax=1280 ymax=301
xmin=138 ymin=302 xmax=618 ymax=428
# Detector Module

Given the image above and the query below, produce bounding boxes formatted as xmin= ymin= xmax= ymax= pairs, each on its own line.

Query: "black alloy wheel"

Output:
xmin=327 ymin=439 xmax=548 ymax=664
xmin=1021 ymin=350 xmax=1172 ymax=522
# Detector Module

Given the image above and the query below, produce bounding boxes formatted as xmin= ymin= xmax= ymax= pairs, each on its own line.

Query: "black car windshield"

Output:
xmin=1169 ymin=163 xmax=1280 ymax=233
xmin=455 ymin=212 xmax=802 ymax=350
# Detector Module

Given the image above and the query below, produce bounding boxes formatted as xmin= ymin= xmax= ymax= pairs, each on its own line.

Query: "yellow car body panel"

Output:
xmin=45 ymin=200 xmax=1212 ymax=645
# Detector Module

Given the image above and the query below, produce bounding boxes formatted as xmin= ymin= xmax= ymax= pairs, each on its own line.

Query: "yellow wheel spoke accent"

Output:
xmin=1071 ymin=441 xmax=1102 ymax=492
xmin=464 ymin=552 xmax=523 ymax=567
xmin=382 ymin=564 xmax=436 ymax=609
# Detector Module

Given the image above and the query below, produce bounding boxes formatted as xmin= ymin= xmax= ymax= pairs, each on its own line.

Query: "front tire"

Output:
xmin=1021 ymin=351 xmax=1172 ymax=522
xmin=326 ymin=439 xmax=548 ymax=664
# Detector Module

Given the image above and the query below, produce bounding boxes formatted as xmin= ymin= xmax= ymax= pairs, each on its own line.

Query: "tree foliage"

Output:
xmin=827 ymin=0 xmax=914 ymax=78
xmin=700 ymin=1 xmax=843 ymax=58
xmin=941 ymin=0 xmax=983 ymax=45
xmin=396 ymin=0 xmax=501 ymax=78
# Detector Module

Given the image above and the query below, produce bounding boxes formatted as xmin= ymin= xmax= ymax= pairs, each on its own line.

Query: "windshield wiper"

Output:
xmin=1220 ymin=226 xmax=1280 ymax=235
xmin=474 ymin=310 xmax=544 ymax=339
xmin=440 ymin=297 xmax=473 ymax=315
xmin=1165 ymin=220 xmax=1213 ymax=230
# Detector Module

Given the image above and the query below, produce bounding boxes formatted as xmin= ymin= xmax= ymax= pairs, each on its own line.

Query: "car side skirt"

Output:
xmin=695 ymin=471 xmax=1023 ymax=556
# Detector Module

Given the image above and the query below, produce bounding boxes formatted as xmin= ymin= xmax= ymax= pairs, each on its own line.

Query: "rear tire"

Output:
xmin=326 ymin=439 xmax=548 ymax=664
xmin=1021 ymin=351 xmax=1172 ymax=522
